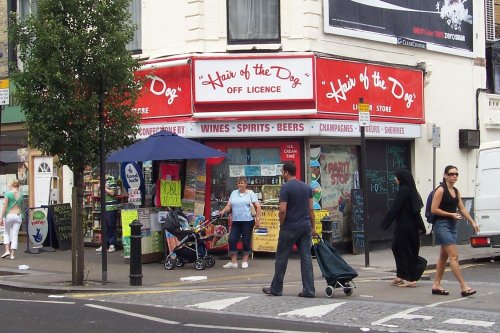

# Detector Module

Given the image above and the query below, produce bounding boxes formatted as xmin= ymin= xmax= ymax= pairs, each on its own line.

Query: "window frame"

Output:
xmin=226 ymin=0 xmax=281 ymax=45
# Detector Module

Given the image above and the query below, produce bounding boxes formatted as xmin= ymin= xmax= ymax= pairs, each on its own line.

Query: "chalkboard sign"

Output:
xmin=351 ymin=189 xmax=365 ymax=254
xmin=48 ymin=203 xmax=72 ymax=251
xmin=365 ymin=141 xmax=410 ymax=243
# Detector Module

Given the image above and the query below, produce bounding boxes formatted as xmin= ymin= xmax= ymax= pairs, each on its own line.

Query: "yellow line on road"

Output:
xmin=423 ymin=262 xmax=484 ymax=274
xmin=69 ymin=273 xmax=270 ymax=298
xmin=157 ymin=273 xmax=269 ymax=287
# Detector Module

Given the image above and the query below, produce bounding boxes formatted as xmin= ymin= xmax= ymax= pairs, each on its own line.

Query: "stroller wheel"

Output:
xmin=194 ymin=258 xmax=206 ymax=270
xmin=175 ymin=258 xmax=185 ymax=267
xmin=325 ymin=285 xmax=335 ymax=298
xmin=204 ymin=255 xmax=215 ymax=267
xmin=164 ymin=259 xmax=176 ymax=270
xmin=343 ymin=282 xmax=353 ymax=296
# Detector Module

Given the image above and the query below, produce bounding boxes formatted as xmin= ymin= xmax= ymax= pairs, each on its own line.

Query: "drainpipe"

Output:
xmin=476 ymin=88 xmax=487 ymax=132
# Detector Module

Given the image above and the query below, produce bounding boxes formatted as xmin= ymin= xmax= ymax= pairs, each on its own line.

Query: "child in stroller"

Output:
xmin=163 ymin=210 xmax=216 ymax=271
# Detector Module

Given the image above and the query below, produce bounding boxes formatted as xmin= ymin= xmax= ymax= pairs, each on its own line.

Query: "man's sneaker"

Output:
xmin=223 ymin=262 xmax=238 ymax=269
xmin=241 ymin=262 xmax=249 ymax=269
xmin=108 ymin=245 xmax=116 ymax=253
xmin=96 ymin=246 xmax=102 ymax=252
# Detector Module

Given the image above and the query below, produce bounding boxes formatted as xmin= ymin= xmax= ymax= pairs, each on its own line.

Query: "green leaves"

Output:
xmin=10 ymin=0 xmax=141 ymax=173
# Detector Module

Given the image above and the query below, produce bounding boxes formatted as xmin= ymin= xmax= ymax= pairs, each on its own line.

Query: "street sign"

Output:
xmin=432 ymin=126 xmax=441 ymax=148
xmin=0 ymin=79 xmax=9 ymax=106
xmin=358 ymin=103 xmax=370 ymax=127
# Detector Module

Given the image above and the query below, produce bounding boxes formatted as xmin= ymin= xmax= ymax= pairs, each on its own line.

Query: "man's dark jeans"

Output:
xmin=270 ymin=227 xmax=315 ymax=296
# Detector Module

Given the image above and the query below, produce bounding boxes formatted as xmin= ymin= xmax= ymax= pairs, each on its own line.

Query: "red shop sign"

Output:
xmin=316 ymin=58 xmax=424 ymax=123
xmin=280 ymin=143 xmax=299 ymax=161
xmin=134 ymin=63 xmax=192 ymax=123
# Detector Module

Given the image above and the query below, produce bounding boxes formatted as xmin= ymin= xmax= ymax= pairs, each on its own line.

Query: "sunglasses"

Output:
xmin=446 ymin=172 xmax=459 ymax=177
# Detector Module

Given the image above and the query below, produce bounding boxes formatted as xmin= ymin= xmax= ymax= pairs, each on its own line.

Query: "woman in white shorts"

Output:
xmin=1 ymin=179 xmax=23 ymax=260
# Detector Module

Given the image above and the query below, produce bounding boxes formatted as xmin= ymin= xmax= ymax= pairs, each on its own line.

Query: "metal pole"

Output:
xmin=432 ymin=146 xmax=436 ymax=246
xmin=99 ymin=88 xmax=108 ymax=284
xmin=129 ymin=219 xmax=143 ymax=286
xmin=361 ymin=124 xmax=370 ymax=267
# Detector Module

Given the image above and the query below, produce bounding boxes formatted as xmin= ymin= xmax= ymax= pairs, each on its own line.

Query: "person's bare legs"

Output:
xmin=443 ymin=244 xmax=473 ymax=291
xmin=432 ymin=246 xmax=449 ymax=290
xmin=230 ymin=254 xmax=237 ymax=264
xmin=242 ymin=254 xmax=249 ymax=263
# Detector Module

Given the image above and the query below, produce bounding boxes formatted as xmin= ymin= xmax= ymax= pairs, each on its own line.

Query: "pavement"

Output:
xmin=0 ymin=239 xmax=499 ymax=294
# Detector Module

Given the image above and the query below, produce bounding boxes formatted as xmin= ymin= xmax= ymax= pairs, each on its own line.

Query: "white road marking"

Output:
xmin=185 ymin=296 xmax=249 ymax=310
xmin=371 ymin=306 xmax=432 ymax=327
xmin=424 ymin=328 xmax=469 ymax=333
xmin=444 ymin=318 xmax=495 ymax=327
xmin=185 ymin=323 xmax=326 ymax=333
xmin=278 ymin=302 xmax=346 ymax=318
xmin=85 ymin=304 xmax=179 ymax=325
xmin=0 ymin=298 xmax=75 ymax=304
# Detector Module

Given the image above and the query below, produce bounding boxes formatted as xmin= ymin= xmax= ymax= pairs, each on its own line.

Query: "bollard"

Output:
xmin=321 ymin=216 xmax=333 ymax=244
xmin=129 ymin=219 xmax=143 ymax=286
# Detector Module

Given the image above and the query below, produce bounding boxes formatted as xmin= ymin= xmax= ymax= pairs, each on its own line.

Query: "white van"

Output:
xmin=472 ymin=141 xmax=500 ymax=248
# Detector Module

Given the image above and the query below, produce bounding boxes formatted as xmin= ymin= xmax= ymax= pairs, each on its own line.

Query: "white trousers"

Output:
xmin=4 ymin=214 xmax=22 ymax=250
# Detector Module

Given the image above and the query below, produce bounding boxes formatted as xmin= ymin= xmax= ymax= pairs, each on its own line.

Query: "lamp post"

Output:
xmin=99 ymin=87 xmax=108 ymax=284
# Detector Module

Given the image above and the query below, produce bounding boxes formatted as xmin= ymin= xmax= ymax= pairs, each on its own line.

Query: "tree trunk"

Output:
xmin=72 ymin=170 xmax=85 ymax=286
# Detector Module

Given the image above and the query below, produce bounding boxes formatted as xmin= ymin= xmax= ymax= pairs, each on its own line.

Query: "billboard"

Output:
xmin=324 ymin=0 xmax=473 ymax=55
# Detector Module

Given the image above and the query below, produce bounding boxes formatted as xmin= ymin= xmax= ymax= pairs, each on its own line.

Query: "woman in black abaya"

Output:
xmin=381 ymin=169 xmax=425 ymax=287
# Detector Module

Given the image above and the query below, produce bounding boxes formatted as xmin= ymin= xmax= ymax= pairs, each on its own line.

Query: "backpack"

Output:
xmin=425 ymin=190 xmax=436 ymax=224
xmin=425 ymin=183 xmax=446 ymax=224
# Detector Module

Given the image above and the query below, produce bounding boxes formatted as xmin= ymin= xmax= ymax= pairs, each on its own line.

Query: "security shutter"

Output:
xmin=486 ymin=0 xmax=495 ymax=42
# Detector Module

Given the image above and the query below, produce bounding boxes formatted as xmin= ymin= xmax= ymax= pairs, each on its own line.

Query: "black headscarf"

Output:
xmin=395 ymin=169 xmax=423 ymax=213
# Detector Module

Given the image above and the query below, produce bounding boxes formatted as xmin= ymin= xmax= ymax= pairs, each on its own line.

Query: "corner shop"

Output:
xmin=121 ymin=52 xmax=424 ymax=253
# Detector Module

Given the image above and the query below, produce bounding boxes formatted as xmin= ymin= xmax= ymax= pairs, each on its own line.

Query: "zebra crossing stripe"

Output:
xmin=278 ymin=302 xmax=346 ymax=318
xmin=185 ymin=296 xmax=250 ymax=310
xmin=444 ymin=318 xmax=495 ymax=327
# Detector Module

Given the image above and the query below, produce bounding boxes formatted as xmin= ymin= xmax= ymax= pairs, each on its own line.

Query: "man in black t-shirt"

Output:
xmin=262 ymin=161 xmax=317 ymax=298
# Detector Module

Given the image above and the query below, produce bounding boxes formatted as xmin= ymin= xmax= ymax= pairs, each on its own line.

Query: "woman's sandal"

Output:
xmin=389 ymin=278 xmax=404 ymax=286
xmin=461 ymin=289 xmax=476 ymax=297
xmin=1 ymin=252 xmax=10 ymax=259
xmin=432 ymin=288 xmax=450 ymax=295
xmin=398 ymin=281 xmax=417 ymax=288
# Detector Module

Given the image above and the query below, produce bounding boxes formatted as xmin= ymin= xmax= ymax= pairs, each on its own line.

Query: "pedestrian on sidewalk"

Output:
xmin=262 ymin=161 xmax=317 ymax=298
xmin=220 ymin=176 xmax=261 ymax=269
xmin=430 ymin=165 xmax=480 ymax=297
xmin=1 ymin=179 xmax=23 ymax=260
xmin=381 ymin=169 xmax=426 ymax=288
xmin=96 ymin=175 xmax=118 ymax=253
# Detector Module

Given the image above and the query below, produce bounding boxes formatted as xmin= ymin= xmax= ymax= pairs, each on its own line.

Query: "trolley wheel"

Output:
xmin=194 ymin=259 xmax=206 ymax=270
xmin=164 ymin=259 xmax=176 ymax=270
xmin=325 ymin=285 xmax=335 ymax=298
xmin=175 ymin=258 xmax=185 ymax=267
xmin=204 ymin=255 xmax=215 ymax=267
xmin=343 ymin=282 xmax=353 ymax=296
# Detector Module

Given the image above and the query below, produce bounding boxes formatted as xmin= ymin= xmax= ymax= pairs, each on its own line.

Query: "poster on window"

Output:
xmin=323 ymin=0 xmax=473 ymax=55
xmin=319 ymin=146 xmax=358 ymax=242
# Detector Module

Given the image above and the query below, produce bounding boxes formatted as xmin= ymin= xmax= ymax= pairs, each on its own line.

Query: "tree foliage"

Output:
xmin=10 ymin=0 xmax=142 ymax=173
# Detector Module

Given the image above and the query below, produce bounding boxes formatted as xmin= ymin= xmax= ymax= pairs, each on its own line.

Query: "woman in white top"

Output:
xmin=1 ymin=179 xmax=23 ymax=260
xmin=220 ymin=176 xmax=261 ymax=269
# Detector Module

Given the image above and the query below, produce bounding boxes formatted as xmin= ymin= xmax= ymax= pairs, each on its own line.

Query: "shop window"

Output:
xmin=210 ymin=146 xmax=285 ymax=210
xmin=227 ymin=0 xmax=280 ymax=45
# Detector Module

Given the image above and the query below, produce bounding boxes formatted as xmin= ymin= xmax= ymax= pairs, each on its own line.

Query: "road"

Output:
xmin=1 ymin=261 xmax=499 ymax=332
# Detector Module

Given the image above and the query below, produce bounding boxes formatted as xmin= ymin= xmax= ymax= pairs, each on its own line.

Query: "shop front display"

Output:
xmin=204 ymin=140 xmax=301 ymax=251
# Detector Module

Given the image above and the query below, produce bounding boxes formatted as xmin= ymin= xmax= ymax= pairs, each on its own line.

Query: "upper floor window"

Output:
xmin=127 ymin=0 xmax=141 ymax=53
xmin=227 ymin=0 xmax=280 ymax=45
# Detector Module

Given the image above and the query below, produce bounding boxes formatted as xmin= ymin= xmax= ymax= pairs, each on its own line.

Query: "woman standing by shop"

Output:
xmin=381 ymin=169 xmax=425 ymax=287
xmin=1 ymin=179 xmax=23 ymax=260
xmin=431 ymin=165 xmax=480 ymax=297
xmin=220 ymin=176 xmax=261 ymax=269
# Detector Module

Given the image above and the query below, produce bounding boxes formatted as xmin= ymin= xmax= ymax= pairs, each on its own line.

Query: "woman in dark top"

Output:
xmin=381 ymin=169 xmax=424 ymax=288
xmin=430 ymin=165 xmax=479 ymax=297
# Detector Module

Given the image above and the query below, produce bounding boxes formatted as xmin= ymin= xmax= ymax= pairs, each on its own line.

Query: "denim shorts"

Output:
xmin=433 ymin=219 xmax=457 ymax=246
